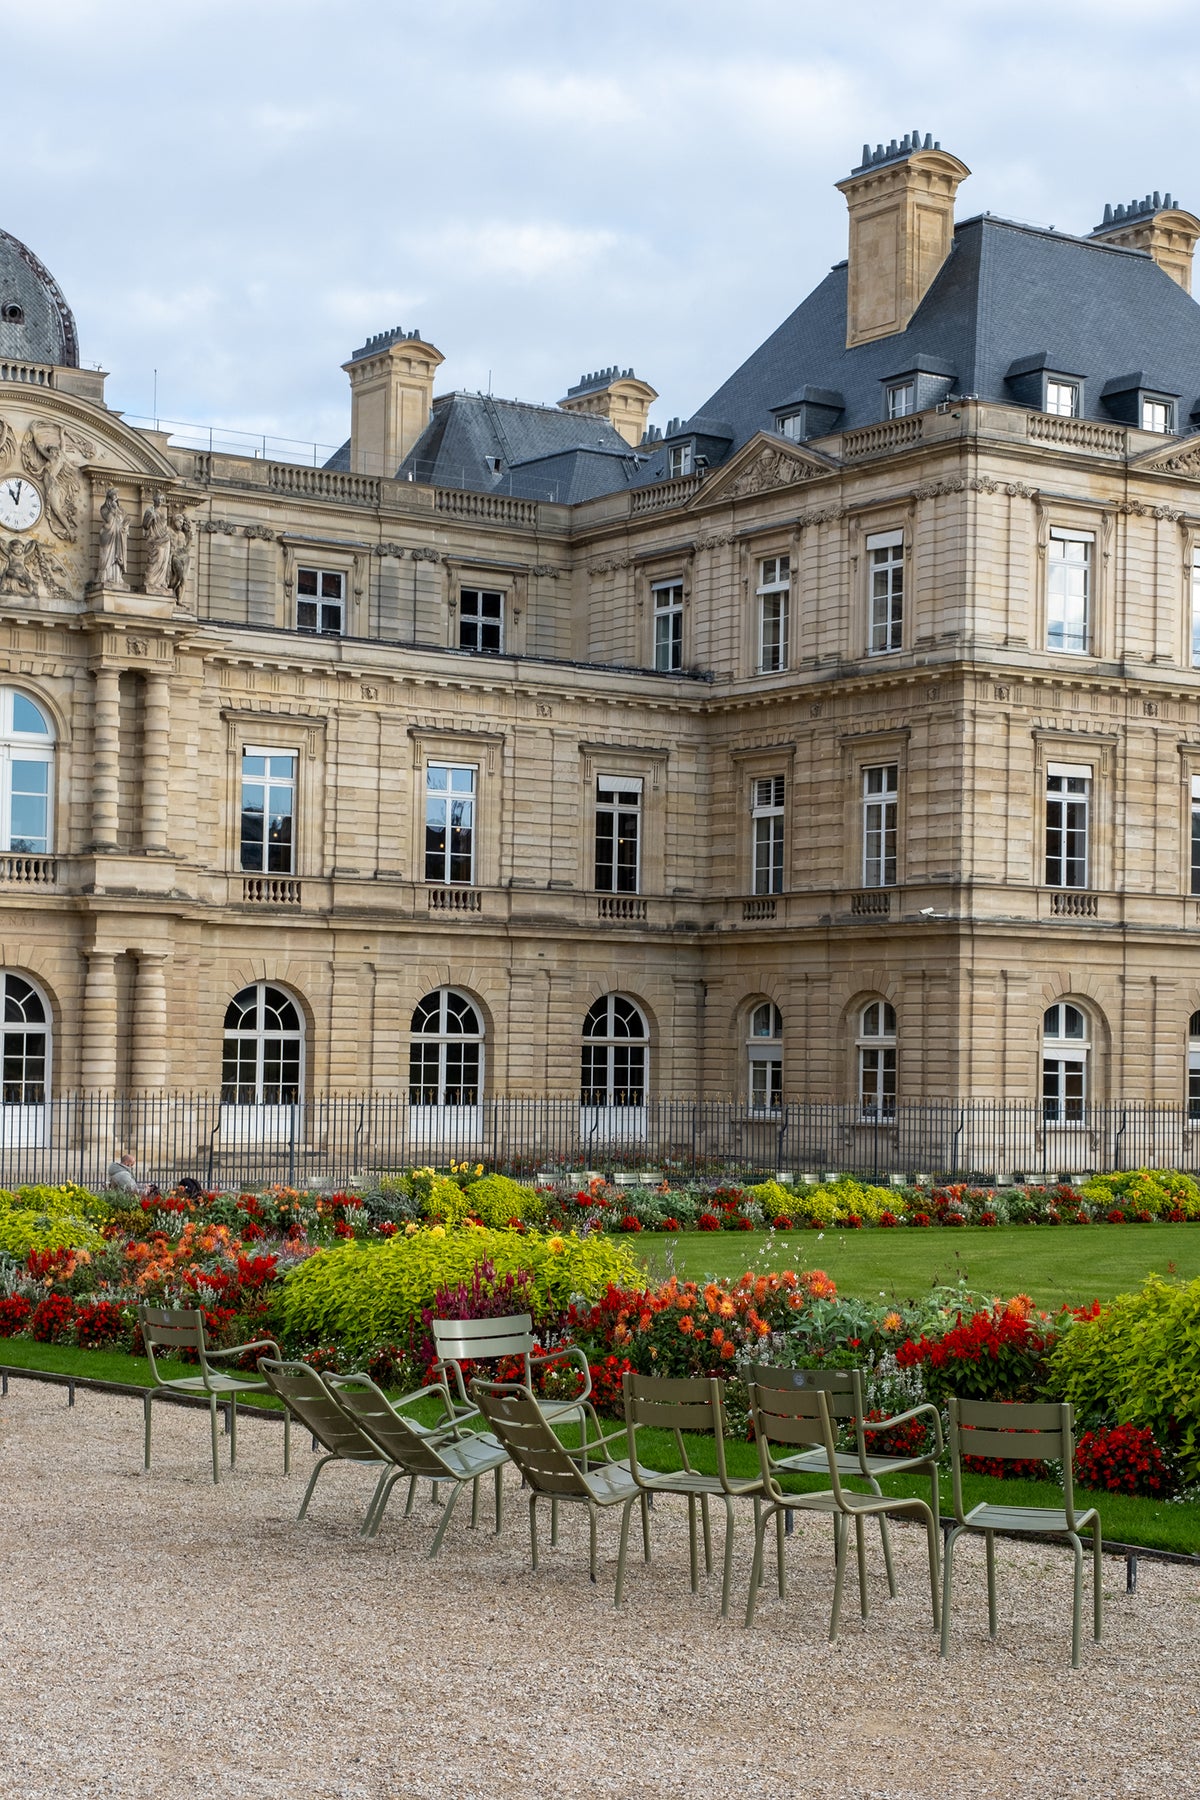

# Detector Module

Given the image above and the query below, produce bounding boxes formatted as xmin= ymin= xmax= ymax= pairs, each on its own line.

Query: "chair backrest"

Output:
xmin=431 ymin=1313 xmax=535 ymax=1365
xmin=327 ymin=1374 xmax=460 ymax=1480
xmin=749 ymin=1362 xmax=864 ymax=1422
xmin=622 ymin=1372 xmax=735 ymax=1488
xmin=470 ymin=1378 xmax=594 ymax=1500
xmin=138 ymin=1303 xmax=209 ymax=1383
xmin=947 ymin=1397 xmax=1078 ymax=1526
xmin=257 ymin=1359 xmax=383 ymax=1462
xmin=747 ymin=1378 xmax=845 ymax=1503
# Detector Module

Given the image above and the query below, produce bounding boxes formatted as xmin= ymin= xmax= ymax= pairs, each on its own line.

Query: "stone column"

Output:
xmin=142 ymin=671 xmax=171 ymax=854
xmin=131 ymin=952 xmax=169 ymax=1091
xmin=80 ymin=949 xmax=118 ymax=1090
xmin=90 ymin=667 xmax=121 ymax=851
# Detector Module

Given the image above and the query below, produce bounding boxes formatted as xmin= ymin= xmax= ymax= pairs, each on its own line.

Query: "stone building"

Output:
xmin=6 ymin=135 xmax=1200 ymax=1161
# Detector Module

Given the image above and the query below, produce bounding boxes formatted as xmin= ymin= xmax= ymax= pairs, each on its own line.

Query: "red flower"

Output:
xmin=697 ymin=1213 xmax=721 ymax=1232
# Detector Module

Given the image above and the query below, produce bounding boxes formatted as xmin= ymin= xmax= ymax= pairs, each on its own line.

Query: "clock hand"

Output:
xmin=6 ymin=481 xmax=19 ymax=505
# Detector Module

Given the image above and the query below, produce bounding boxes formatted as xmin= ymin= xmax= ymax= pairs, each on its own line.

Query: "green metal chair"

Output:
xmin=431 ymin=1312 xmax=597 ymax=1435
xmin=941 ymin=1398 xmax=1102 ymax=1669
xmin=749 ymin=1362 xmax=943 ymax=1595
xmin=470 ymin=1377 xmax=650 ymax=1599
xmin=745 ymin=1377 xmax=941 ymax=1640
xmin=329 ymin=1372 xmax=511 ymax=1552
xmin=620 ymin=1371 xmax=765 ymax=1618
xmin=257 ymin=1359 xmax=392 ymax=1528
xmin=138 ymin=1302 xmax=290 ymax=1484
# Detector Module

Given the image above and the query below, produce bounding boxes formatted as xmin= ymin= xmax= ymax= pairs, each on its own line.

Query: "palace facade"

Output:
xmin=6 ymin=134 xmax=1200 ymax=1141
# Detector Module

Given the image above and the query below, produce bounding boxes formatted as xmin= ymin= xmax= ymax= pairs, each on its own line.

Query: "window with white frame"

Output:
xmin=862 ymin=763 xmax=898 ymax=887
xmin=778 ymin=414 xmax=803 ymax=441
xmin=296 ymin=566 xmax=344 ymax=636
xmin=751 ymin=775 xmax=785 ymax=894
xmin=1042 ymin=1002 xmax=1089 ymax=1121
xmin=581 ymin=994 xmax=647 ymax=1106
xmin=652 ymin=581 xmax=684 ymax=672
xmin=1192 ymin=777 xmax=1200 ymax=897
xmin=409 ymin=989 xmax=483 ymax=1106
xmin=1045 ymin=763 xmax=1090 ymax=889
xmin=1192 ymin=551 xmax=1200 ymax=669
xmin=594 ymin=774 xmax=641 ymax=892
xmin=757 ymin=555 xmax=790 ymax=673
xmin=1045 ymin=381 xmax=1079 ymax=418
xmin=459 ymin=588 xmax=503 ymax=653
xmin=1141 ymin=396 xmax=1174 ymax=433
xmin=1 ymin=971 xmax=49 ymax=1104
xmin=886 ymin=381 xmax=915 ymax=419
xmin=424 ymin=764 xmax=476 ymax=884
xmin=867 ymin=530 xmax=904 ymax=654
xmin=240 ymin=749 xmax=296 ymax=874
xmin=0 ymin=690 xmax=53 ymax=856
xmin=668 ymin=443 xmax=693 ymax=478
xmin=747 ymin=1001 xmax=782 ymax=1112
xmin=1188 ymin=1010 xmax=1200 ymax=1120
xmin=857 ymin=1001 xmax=896 ymax=1119
xmin=1046 ymin=529 xmax=1092 ymax=653
xmin=221 ymin=983 xmax=303 ymax=1105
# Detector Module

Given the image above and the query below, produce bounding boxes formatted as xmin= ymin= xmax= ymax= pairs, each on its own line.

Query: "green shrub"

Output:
xmin=1045 ymin=1274 xmax=1200 ymax=1481
xmin=274 ymin=1225 xmax=638 ymax=1354
xmin=1081 ymin=1169 xmax=1200 ymax=1219
xmin=0 ymin=1182 xmax=109 ymax=1221
xmin=747 ymin=1177 xmax=904 ymax=1226
xmin=412 ymin=1171 xmax=477 ymax=1228
xmin=0 ymin=1209 xmax=102 ymax=1256
xmin=462 ymin=1173 xmax=546 ymax=1228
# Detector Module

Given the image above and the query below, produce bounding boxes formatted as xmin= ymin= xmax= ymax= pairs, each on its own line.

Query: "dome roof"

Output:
xmin=0 ymin=228 xmax=79 ymax=368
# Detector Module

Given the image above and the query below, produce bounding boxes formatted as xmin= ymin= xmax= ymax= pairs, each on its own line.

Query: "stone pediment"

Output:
xmin=1128 ymin=432 xmax=1200 ymax=479
xmin=0 ymin=383 xmax=178 ymax=483
xmin=691 ymin=432 xmax=838 ymax=505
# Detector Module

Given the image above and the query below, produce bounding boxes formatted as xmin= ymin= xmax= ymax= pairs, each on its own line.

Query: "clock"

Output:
xmin=0 ymin=477 xmax=42 ymax=531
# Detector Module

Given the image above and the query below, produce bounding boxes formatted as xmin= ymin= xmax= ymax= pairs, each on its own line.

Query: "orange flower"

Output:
xmin=720 ymin=1340 xmax=736 ymax=1360
xmin=678 ymin=1315 xmax=694 ymax=1335
xmin=718 ymin=1299 xmax=735 ymax=1319
xmin=883 ymin=1311 xmax=903 ymax=1331
xmin=711 ymin=1327 xmax=725 ymax=1346
xmin=638 ymin=1310 xmax=653 ymax=1331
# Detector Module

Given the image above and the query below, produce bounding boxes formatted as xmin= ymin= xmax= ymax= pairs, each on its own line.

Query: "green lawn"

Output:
xmin=636 ymin=1224 xmax=1200 ymax=1310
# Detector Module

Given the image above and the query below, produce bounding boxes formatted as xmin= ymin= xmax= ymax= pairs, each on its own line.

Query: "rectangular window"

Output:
xmin=296 ymin=566 xmax=344 ymax=636
xmin=1046 ymin=530 xmax=1092 ymax=654
xmin=749 ymin=1053 xmax=782 ymax=1112
xmin=751 ymin=775 xmax=785 ymax=895
xmin=240 ymin=750 xmax=296 ymax=873
xmin=459 ymin=588 xmax=504 ymax=653
xmin=886 ymin=382 xmax=914 ymax=419
xmin=668 ymin=443 xmax=693 ymax=478
xmin=862 ymin=764 xmax=898 ymax=887
xmin=859 ymin=1047 xmax=897 ymax=1119
xmin=1045 ymin=381 xmax=1079 ymax=418
xmin=5 ymin=757 xmax=50 ymax=854
xmin=1192 ymin=551 xmax=1200 ymax=669
xmin=779 ymin=414 xmax=803 ymax=441
xmin=867 ymin=530 xmax=904 ymax=654
xmin=1141 ymin=397 xmax=1173 ymax=433
xmin=1045 ymin=763 xmax=1090 ymax=889
xmin=424 ymin=763 xmax=476 ymax=884
xmin=652 ymin=582 xmax=684 ymax=672
xmin=1191 ymin=776 xmax=1200 ymax=897
xmin=594 ymin=774 xmax=641 ymax=893
xmin=757 ymin=555 xmax=790 ymax=673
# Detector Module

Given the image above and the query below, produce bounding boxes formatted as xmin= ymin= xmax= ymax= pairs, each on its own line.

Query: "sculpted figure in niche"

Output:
xmin=0 ymin=418 xmax=14 ymax=467
xmin=0 ymin=538 xmax=38 ymax=597
xmin=21 ymin=420 xmax=90 ymax=539
xmin=167 ymin=508 xmax=192 ymax=603
xmin=141 ymin=493 xmax=172 ymax=593
xmin=96 ymin=487 xmax=128 ymax=589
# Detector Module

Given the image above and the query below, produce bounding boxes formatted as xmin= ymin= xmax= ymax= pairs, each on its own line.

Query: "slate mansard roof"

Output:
xmin=0 ymin=227 xmax=79 ymax=368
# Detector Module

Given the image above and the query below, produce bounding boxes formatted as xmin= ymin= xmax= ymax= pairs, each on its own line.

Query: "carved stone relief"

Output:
xmin=726 ymin=446 xmax=818 ymax=499
xmin=0 ymin=536 xmax=71 ymax=600
xmin=0 ymin=418 xmax=14 ymax=467
xmin=20 ymin=420 xmax=94 ymax=540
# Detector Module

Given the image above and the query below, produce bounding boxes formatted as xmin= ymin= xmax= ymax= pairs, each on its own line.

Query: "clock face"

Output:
xmin=0 ymin=477 xmax=42 ymax=532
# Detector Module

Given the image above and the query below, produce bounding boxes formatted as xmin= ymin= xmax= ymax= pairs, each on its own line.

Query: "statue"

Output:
xmin=167 ymin=508 xmax=192 ymax=603
xmin=141 ymin=493 xmax=172 ymax=593
xmin=21 ymin=420 xmax=89 ymax=540
xmin=0 ymin=538 xmax=38 ymax=597
xmin=96 ymin=487 xmax=128 ymax=589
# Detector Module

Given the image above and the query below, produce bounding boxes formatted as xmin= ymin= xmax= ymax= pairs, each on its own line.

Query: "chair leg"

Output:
xmin=616 ymin=1496 xmax=635 ymax=1606
xmin=1069 ymin=1531 xmax=1084 ymax=1669
xmin=986 ymin=1530 xmax=998 ymax=1639
xmin=687 ymin=1496 xmax=699 ymax=1595
xmin=940 ymin=1525 xmax=963 ymax=1659
xmin=640 ymin=1491 xmax=652 ymax=1562
xmin=854 ymin=1513 xmax=869 ymax=1620
xmin=298 ymin=1453 xmax=338 ymax=1521
xmin=428 ymin=1479 xmax=464 ymax=1558
xmin=281 ymin=1410 xmax=290 ymax=1476
xmin=229 ymin=1395 xmax=238 ymax=1467
xmin=404 ymin=1475 xmax=418 ymax=1516
xmin=209 ymin=1395 xmax=221 ymax=1485
xmin=775 ymin=1503 xmax=787 ymax=1600
xmin=744 ymin=1505 xmax=770 ymax=1628
xmin=143 ymin=1391 xmax=153 ymax=1472
xmin=1093 ymin=1520 xmax=1103 ymax=1643
xmin=866 ymin=1477 xmax=897 ymax=1597
xmin=528 ymin=1493 xmax=539 ymax=1571
xmin=829 ymin=1513 xmax=848 ymax=1641
xmin=470 ymin=1475 xmax=480 ymax=1531
xmin=363 ymin=1467 xmax=404 ymax=1538
xmin=699 ymin=1494 xmax=713 ymax=1576
xmin=720 ymin=1496 xmax=735 ymax=1620
xmin=493 ymin=1463 xmax=504 ymax=1534
xmin=925 ymin=1508 xmax=942 ymax=1632
xmin=550 ymin=1496 xmax=560 ymax=1548
xmin=588 ymin=1504 xmax=598 ymax=1584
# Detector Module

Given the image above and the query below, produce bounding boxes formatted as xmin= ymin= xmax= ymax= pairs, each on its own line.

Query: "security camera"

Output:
xmin=919 ymin=906 xmax=936 ymax=916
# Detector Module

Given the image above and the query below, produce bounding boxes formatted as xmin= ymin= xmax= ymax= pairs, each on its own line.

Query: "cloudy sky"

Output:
xmin=8 ymin=0 xmax=1199 ymax=460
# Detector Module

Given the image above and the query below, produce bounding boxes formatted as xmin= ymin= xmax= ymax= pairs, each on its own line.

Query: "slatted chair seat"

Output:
xmin=620 ymin=1372 xmax=765 ymax=1618
xmin=328 ymin=1372 xmax=510 ymax=1553
xmin=940 ymin=1398 xmax=1103 ymax=1669
xmin=138 ymin=1303 xmax=290 ymax=1485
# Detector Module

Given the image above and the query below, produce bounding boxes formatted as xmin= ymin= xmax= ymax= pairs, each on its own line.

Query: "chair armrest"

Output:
xmin=431 ymin=1355 xmax=474 ymax=1411
xmin=206 ymin=1338 xmax=282 ymax=1364
xmin=529 ymin=1345 xmax=592 ymax=1399
xmin=576 ymin=1422 xmax=629 ymax=1464
xmin=860 ymin=1402 xmax=943 ymax=1456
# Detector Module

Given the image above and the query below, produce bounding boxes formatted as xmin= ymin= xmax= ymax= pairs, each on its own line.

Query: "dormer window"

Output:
xmin=778 ymin=414 xmax=804 ymax=441
xmin=1141 ymin=395 xmax=1174 ymax=432
xmin=886 ymin=381 xmax=915 ymax=419
xmin=1100 ymin=373 xmax=1179 ymax=430
xmin=668 ymin=443 xmax=694 ymax=478
xmin=1045 ymin=381 xmax=1079 ymax=418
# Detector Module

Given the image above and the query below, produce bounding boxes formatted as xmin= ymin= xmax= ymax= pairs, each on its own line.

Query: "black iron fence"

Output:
xmin=4 ymin=1094 xmax=1200 ymax=1190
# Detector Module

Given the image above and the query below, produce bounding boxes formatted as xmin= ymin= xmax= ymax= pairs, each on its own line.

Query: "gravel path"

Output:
xmin=1 ymin=1381 xmax=1197 ymax=1800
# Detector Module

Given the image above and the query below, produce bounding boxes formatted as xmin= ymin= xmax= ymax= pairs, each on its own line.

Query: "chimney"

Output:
xmin=1089 ymin=193 xmax=1200 ymax=294
xmin=558 ymin=365 xmax=658 ymax=447
xmin=835 ymin=133 xmax=970 ymax=349
xmin=342 ymin=327 xmax=445 ymax=476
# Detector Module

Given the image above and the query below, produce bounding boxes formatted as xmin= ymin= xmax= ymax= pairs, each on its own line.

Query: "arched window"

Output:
xmin=221 ymin=984 xmax=303 ymax=1105
xmin=581 ymin=995 xmax=648 ymax=1107
xmin=2 ymin=972 xmax=48 ymax=1104
xmin=857 ymin=1001 xmax=896 ymax=1120
xmin=1186 ymin=1010 xmax=1200 ymax=1121
xmin=409 ymin=989 xmax=483 ymax=1106
xmin=0 ymin=690 xmax=54 ymax=856
xmin=1043 ymin=1003 xmax=1089 ymax=1121
xmin=747 ymin=1001 xmax=782 ymax=1112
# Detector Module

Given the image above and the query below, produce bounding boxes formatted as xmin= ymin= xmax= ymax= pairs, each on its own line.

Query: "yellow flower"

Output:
xmin=547 ymin=1235 xmax=565 ymax=1253
xmin=404 ymin=1222 xmax=419 ymax=1236
xmin=429 ymin=1224 xmax=446 ymax=1238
